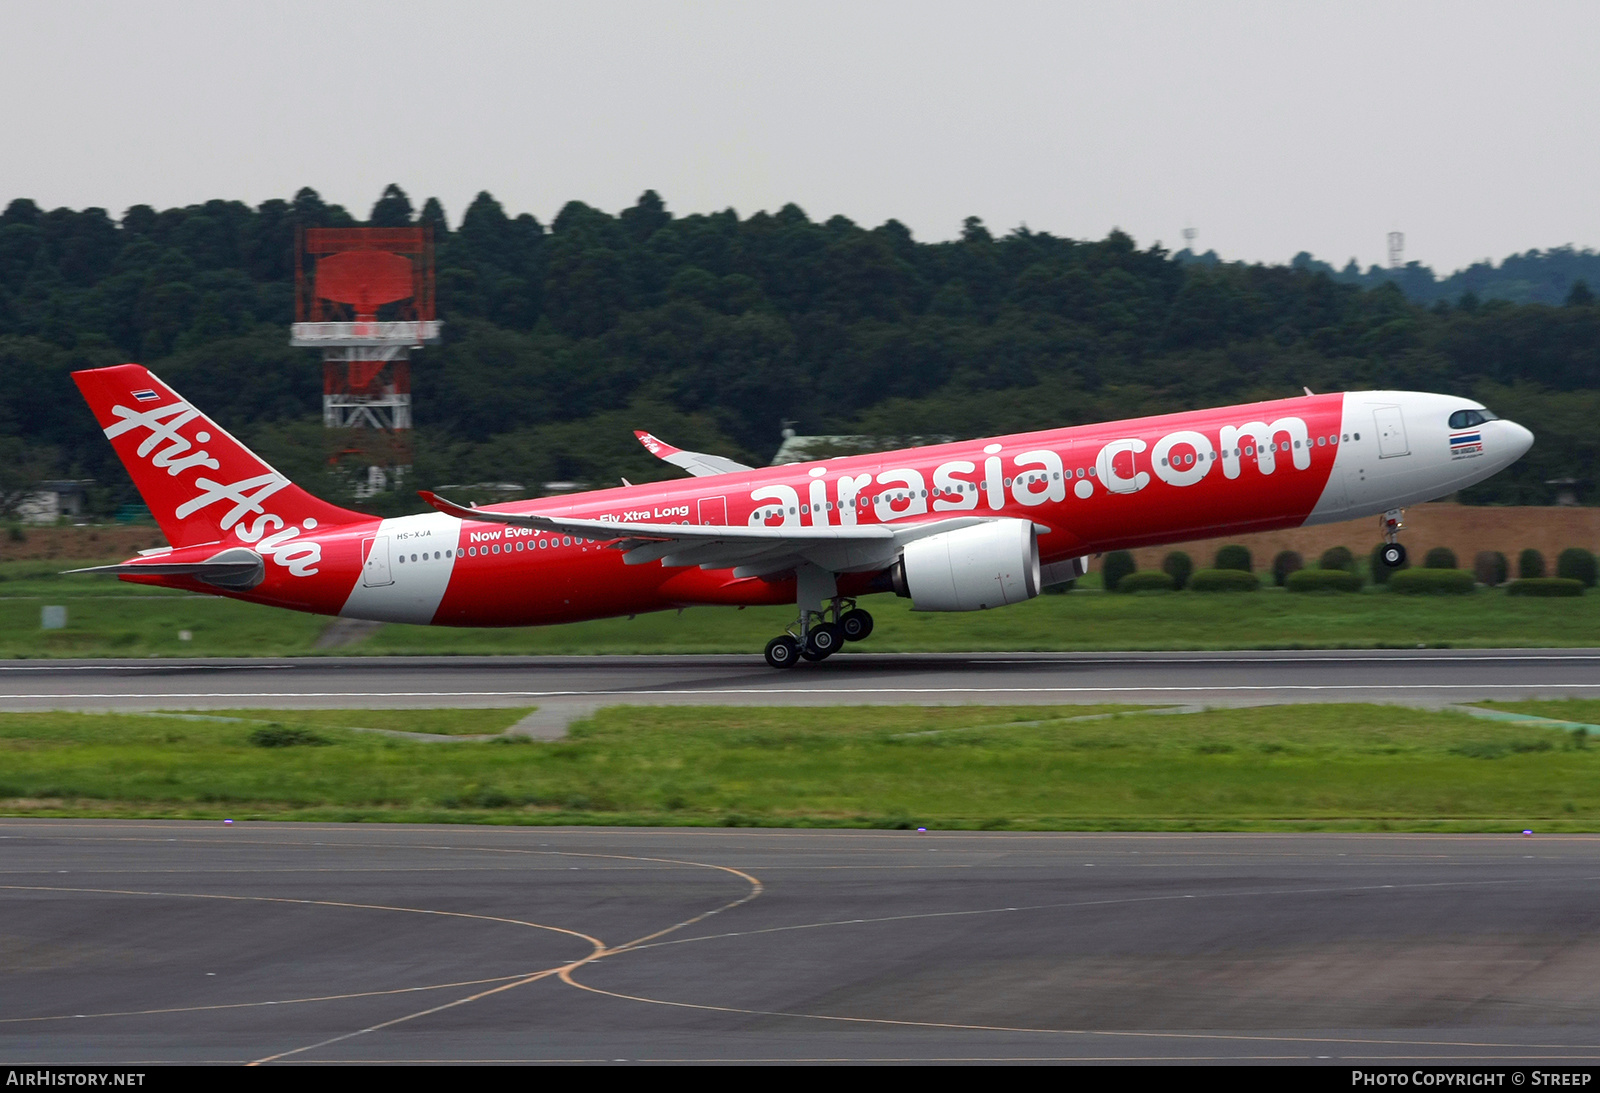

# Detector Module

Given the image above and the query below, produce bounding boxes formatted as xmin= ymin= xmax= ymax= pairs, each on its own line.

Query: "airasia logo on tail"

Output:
xmin=103 ymin=399 xmax=322 ymax=576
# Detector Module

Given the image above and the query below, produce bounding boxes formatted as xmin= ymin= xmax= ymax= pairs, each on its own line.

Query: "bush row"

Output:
xmin=1387 ymin=568 xmax=1477 ymax=595
xmin=1099 ymin=545 xmax=1597 ymax=593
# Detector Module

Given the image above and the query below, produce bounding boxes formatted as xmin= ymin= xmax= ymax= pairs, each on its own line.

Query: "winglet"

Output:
xmin=632 ymin=431 xmax=754 ymax=477
xmin=634 ymin=431 xmax=682 ymax=458
xmin=417 ymin=490 xmax=475 ymax=521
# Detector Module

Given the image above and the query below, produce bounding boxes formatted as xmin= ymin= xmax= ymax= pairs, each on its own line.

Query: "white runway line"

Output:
xmin=2 ymin=651 xmax=1600 ymax=671
xmin=7 ymin=683 xmax=1600 ymax=700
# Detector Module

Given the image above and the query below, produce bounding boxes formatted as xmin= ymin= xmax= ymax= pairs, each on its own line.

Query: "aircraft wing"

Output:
xmin=633 ymin=431 xmax=753 ymax=477
xmin=420 ymin=491 xmax=1001 ymax=578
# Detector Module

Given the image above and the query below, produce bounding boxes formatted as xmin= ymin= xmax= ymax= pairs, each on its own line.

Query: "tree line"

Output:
xmin=0 ymin=185 xmax=1596 ymax=516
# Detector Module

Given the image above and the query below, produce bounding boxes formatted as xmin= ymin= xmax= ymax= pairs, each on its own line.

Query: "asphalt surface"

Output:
xmin=2 ymin=651 xmax=1599 ymax=736
xmin=2 ymin=821 xmax=1598 ymax=1064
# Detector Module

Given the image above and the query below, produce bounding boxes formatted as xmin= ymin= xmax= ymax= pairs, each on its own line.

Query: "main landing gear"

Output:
xmin=762 ymin=598 xmax=875 ymax=669
xmin=1379 ymin=508 xmax=1408 ymax=568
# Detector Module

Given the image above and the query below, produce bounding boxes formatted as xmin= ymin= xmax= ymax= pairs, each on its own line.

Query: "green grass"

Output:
xmin=359 ymin=584 xmax=1600 ymax=654
xmin=0 ymin=590 xmax=327 ymax=658
xmin=3 ymin=560 xmax=1596 ymax=658
xmin=196 ymin=707 xmax=536 ymax=737
xmin=1473 ymin=700 xmax=1600 ymax=727
xmin=2 ymin=703 xmax=1595 ymax=831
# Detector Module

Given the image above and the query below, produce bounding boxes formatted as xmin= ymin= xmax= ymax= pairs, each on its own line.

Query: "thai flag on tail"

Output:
xmin=130 ymin=389 xmax=160 ymax=403
xmin=1449 ymin=430 xmax=1483 ymax=455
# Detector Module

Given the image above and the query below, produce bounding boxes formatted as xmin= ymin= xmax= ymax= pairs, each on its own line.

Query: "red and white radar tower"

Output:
xmin=291 ymin=227 xmax=440 ymax=489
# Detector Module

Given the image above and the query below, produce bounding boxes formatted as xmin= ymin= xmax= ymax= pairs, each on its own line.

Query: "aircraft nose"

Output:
xmin=1502 ymin=420 xmax=1534 ymax=460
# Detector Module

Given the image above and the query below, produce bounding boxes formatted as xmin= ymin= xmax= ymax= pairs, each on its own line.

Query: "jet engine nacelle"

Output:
xmin=890 ymin=518 xmax=1041 ymax=611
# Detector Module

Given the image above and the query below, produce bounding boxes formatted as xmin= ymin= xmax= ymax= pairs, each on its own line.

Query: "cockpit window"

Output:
xmin=1449 ymin=408 xmax=1498 ymax=429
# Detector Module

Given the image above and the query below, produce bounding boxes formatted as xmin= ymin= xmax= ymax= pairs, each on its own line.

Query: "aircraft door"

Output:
xmin=1373 ymin=406 xmax=1410 ymax=459
xmin=697 ymin=496 xmax=728 ymax=526
xmin=361 ymin=535 xmax=394 ymax=587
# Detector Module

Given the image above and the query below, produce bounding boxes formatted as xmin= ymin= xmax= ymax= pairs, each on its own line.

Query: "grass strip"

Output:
xmin=3 ymin=577 xmax=1598 ymax=657
xmin=181 ymin=707 xmax=537 ymax=737
xmin=0 ymin=703 xmax=1594 ymax=831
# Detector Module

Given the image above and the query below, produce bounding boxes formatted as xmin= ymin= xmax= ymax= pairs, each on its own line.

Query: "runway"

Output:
xmin=3 ymin=821 xmax=1599 ymax=1064
xmin=2 ymin=651 xmax=1598 ymax=735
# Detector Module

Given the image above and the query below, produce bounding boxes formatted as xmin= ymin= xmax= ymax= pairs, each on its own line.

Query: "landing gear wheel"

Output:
xmin=802 ymin=622 xmax=843 ymax=661
xmin=1381 ymin=543 xmax=1407 ymax=569
xmin=764 ymin=635 xmax=801 ymax=669
xmin=839 ymin=608 xmax=874 ymax=642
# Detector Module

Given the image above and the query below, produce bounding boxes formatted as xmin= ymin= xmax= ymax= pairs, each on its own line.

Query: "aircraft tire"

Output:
xmin=1381 ymin=543 xmax=1407 ymax=568
xmin=839 ymin=609 xmax=874 ymax=642
xmin=802 ymin=623 xmax=843 ymax=661
xmin=764 ymin=635 xmax=801 ymax=669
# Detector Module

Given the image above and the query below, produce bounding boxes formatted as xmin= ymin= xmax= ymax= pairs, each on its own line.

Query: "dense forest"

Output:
xmin=1196 ymin=245 xmax=1600 ymax=308
xmin=0 ymin=184 xmax=1596 ymax=517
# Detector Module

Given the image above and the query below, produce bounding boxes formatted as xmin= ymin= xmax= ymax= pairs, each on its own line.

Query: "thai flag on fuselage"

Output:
xmin=1449 ymin=430 xmax=1483 ymax=456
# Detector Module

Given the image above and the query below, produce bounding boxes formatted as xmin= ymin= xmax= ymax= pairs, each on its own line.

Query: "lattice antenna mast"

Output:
xmin=1387 ymin=231 xmax=1405 ymax=270
xmin=291 ymin=227 xmax=440 ymax=495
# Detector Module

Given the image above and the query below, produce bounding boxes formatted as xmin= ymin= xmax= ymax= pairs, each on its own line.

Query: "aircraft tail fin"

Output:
xmin=73 ymin=364 xmax=367 ymax=549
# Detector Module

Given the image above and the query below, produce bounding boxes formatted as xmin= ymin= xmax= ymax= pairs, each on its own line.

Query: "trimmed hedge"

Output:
xmin=1285 ymin=568 xmax=1364 ymax=593
xmin=1271 ymin=550 xmax=1303 ymax=586
xmin=1556 ymin=548 xmax=1598 ymax=588
xmin=1506 ymin=577 xmax=1585 ymax=597
xmin=1474 ymin=551 xmax=1508 ymax=587
xmin=1388 ymin=568 xmax=1476 ymax=595
xmin=1101 ymin=550 xmax=1135 ymax=591
xmin=1424 ymin=546 xmax=1458 ymax=569
xmin=1117 ymin=571 xmax=1176 ymax=593
xmin=1188 ymin=568 xmax=1261 ymax=592
xmin=1519 ymin=549 xmax=1546 ymax=579
xmin=1214 ymin=545 xmax=1253 ymax=572
xmin=1319 ymin=546 xmax=1354 ymax=572
xmin=1162 ymin=550 xmax=1193 ymax=590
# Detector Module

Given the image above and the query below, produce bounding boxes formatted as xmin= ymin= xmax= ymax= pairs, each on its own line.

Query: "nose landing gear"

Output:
xmin=762 ymin=597 xmax=875 ymax=668
xmin=1379 ymin=509 xmax=1407 ymax=568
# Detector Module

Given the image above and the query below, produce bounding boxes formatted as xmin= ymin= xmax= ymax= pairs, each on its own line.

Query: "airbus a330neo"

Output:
xmin=72 ymin=364 xmax=1533 ymax=667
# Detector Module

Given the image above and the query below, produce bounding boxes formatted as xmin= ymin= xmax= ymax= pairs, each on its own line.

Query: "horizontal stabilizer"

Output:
xmin=67 ymin=547 xmax=265 ymax=590
xmin=634 ymin=431 xmax=752 ymax=477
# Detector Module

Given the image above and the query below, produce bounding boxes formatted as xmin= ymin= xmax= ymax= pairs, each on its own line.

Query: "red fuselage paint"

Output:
xmin=72 ymin=364 xmax=1533 ymax=627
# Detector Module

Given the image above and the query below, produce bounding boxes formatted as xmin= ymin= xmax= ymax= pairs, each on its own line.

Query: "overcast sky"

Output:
xmin=4 ymin=1 xmax=1596 ymax=273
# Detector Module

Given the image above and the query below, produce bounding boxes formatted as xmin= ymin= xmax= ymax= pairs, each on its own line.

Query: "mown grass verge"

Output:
xmin=1473 ymin=699 xmax=1600 ymax=727
xmin=1 ymin=703 xmax=1595 ymax=831
xmin=3 ymin=558 xmax=1597 ymax=657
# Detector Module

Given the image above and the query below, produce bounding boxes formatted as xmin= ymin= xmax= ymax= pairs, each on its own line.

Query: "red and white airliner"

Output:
xmin=73 ymin=364 xmax=1532 ymax=667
